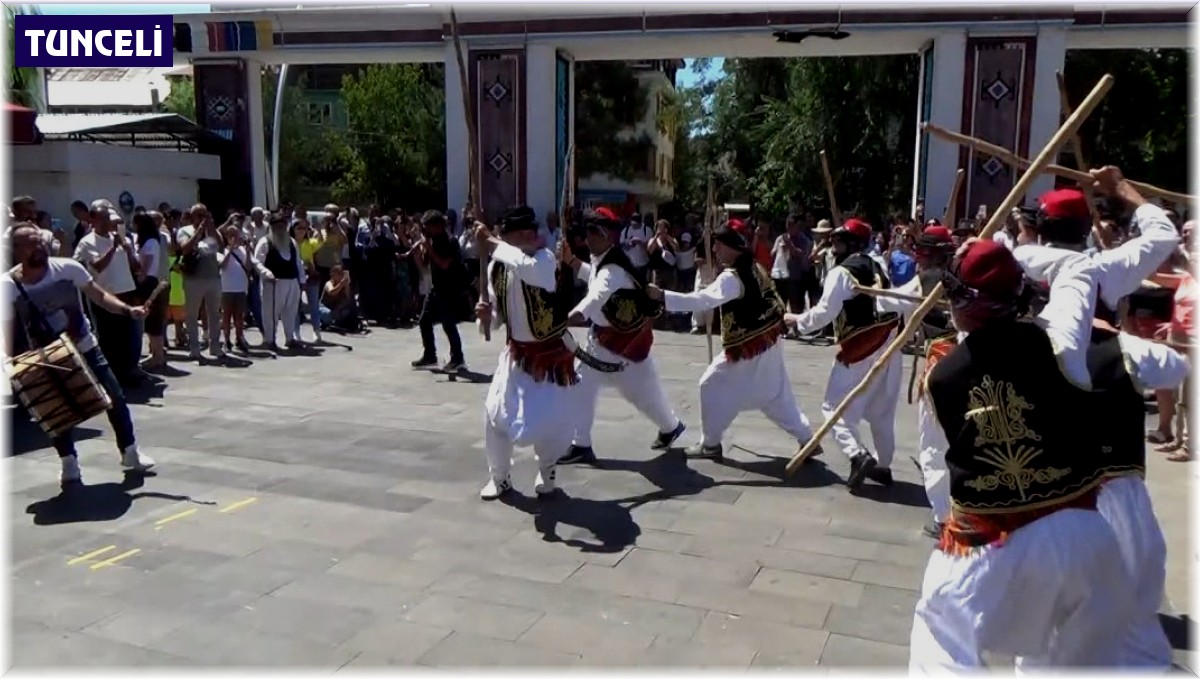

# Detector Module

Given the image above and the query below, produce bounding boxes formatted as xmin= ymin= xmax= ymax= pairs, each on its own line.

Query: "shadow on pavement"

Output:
xmin=24 ymin=473 xmax=215 ymax=525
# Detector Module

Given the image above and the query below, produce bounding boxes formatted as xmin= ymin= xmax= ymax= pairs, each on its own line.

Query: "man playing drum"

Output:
xmin=3 ymin=223 xmax=156 ymax=486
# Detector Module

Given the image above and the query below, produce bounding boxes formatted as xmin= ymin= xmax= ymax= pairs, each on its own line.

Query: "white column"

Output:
xmin=1025 ymin=26 xmax=1067 ymax=206
xmin=244 ymin=59 xmax=269 ymax=209
xmin=920 ymin=29 xmax=967 ymax=221
xmin=525 ymin=43 xmax=558 ymax=223
xmin=444 ymin=40 xmax=468 ymax=215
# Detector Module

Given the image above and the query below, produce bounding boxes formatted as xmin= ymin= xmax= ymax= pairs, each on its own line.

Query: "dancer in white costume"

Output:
xmin=1009 ymin=169 xmax=1184 ymax=668
xmin=785 ymin=218 xmax=903 ymax=491
xmin=910 ymin=239 xmax=1134 ymax=670
xmin=557 ymin=207 xmax=686 ymax=465
xmin=647 ymin=225 xmax=817 ymax=461
xmin=475 ymin=206 xmax=580 ymax=500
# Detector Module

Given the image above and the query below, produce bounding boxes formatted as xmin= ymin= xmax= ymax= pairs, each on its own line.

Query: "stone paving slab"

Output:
xmin=6 ymin=323 xmax=1193 ymax=668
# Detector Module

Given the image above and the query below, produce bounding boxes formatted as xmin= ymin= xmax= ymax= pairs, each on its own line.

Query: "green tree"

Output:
xmin=333 ymin=63 xmax=445 ymax=209
xmin=574 ymin=61 xmax=655 ymax=181
xmin=6 ymin=4 xmax=42 ymax=109
xmin=162 ymin=75 xmax=194 ymax=119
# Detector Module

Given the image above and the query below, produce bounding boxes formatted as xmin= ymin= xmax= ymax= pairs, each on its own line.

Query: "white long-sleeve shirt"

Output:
xmin=1014 ymin=203 xmax=1178 ymax=309
xmin=1116 ymin=332 xmax=1190 ymax=391
xmin=663 ymin=269 xmax=743 ymax=314
xmin=486 ymin=241 xmax=558 ymax=342
xmin=253 ymin=236 xmax=306 ymax=285
xmin=790 ymin=267 xmax=907 ymax=334
xmin=571 ymin=253 xmax=636 ymax=328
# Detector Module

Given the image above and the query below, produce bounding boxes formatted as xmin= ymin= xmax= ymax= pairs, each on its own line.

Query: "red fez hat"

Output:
xmin=1039 ymin=188 xmax=1090 ymax=221
xmin=838 ymin=218 xmax=872 ymax=241
xmin=952 ymin=239 xmax=1024 ymax=300
xmin=728 ymin=218 xmax=748 ymax=235
xmin=924 ymin=218 xmax=943 ymax=227
xmin=922 ymin=225 xmax=952 ymax=243
xmin=594 ymin=206 xmax=620 ymax=222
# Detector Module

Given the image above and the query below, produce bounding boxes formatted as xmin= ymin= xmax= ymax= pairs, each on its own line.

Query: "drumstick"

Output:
xmin=786 ymin=74 xmax=1116 ymax=478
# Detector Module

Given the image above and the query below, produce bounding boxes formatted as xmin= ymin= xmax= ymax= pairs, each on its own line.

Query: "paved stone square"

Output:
xmin=7 ymin=325 xmax=1193 ymax=668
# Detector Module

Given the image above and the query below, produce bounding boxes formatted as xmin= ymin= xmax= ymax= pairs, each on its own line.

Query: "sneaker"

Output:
xmin=867 ymin=466 xmax=893 ymax=487
xmin=479 ymin=476 xmax=513 ymax=500
xmin=690 ymin=327 xmax=705 ymax=335
xmin=922 ymin=517 xmax=945 ymax=539
xmin=443 ymin=358 xmax=465 ymax=373
xmin=60 ymin=455 xmax=82 ymax=485
xmin=651 ymin=421 xmax=686 ymax=450
xmin=684 ymin=443 xmax=723 ymax=460
xmin=558 ymin=445 xmax=596 ymax=465
xmin=534 ymin=466 xmax=557 ymax=496
xmin=412 ymin=356 xmax=438 ymax=369
xmin=846 ymin=452 xmax=876 ymax=492
xmin=120 ymin=446 xmax=155 ymax=473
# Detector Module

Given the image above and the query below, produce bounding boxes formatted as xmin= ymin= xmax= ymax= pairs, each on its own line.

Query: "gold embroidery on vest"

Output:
xmin=962 ymin=375 xmax=1069 ymax=501
xmin=613 ymin=297 xmax=640 ymax=326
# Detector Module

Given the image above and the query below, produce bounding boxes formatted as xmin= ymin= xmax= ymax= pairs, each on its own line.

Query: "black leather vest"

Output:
xmin=719 ymin=254 xmax=785 ymax=353
xmin=1086 ymin=328 xmax=1149 ymax=478
xmin=595 ymin=247 xmax=662 ymax=332
xmin=491 ymin=256 xmax=571 ymax=342
xmin=927 ymin=320 xmax=1108 ymax=515
xmin=833 ymin=253 xmax=898 ymax=344
xmin=264 ymin=241 xmax=299 ymax=279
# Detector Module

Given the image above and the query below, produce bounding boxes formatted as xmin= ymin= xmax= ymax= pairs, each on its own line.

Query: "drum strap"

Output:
xmin=12 ymin=278 xmax=92 ymax=422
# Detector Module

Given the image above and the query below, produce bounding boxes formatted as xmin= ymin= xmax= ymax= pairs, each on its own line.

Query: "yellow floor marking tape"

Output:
xmin=153 ymin=508 xmax=198 ymax=527
xmin=89 ymin=548 xmax=141 ymax=570
xmin=219 ymin=497 xmax=258 ymax=514
xmin=66 ymin=545 xmax=116 ymax=566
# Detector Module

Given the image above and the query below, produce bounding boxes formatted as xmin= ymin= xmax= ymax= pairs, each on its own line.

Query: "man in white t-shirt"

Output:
xmin=621 ymin=214 xmax=653 ymax=275
xmin=73 ymin=201 xmax=141 ymax=385
xmin=3 ymin=224 xmax=155 ymax=485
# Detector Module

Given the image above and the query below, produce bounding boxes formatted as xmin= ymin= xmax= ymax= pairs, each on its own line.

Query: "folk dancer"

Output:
xmin=785 ymin=218 xmax=904 ymax=491
xmin=1011 ymin=169 xmax=1183 ymax=668
xmin=557 ymin=208 xmax=686 ymax=465
xmin=647 ymin=225 xmax=816 ymax=461
xmin=253 ymin=212 xmax=307 ymax=350
xmin=475 ymin=206 xmax=581 ymax=499
xmin=890 ymin=225 xmax=957 ymax=536
xmin=910 ymin=239 xmax=1133 ymax=669
xmin=3 ymin=224 xmax=156 ymax=485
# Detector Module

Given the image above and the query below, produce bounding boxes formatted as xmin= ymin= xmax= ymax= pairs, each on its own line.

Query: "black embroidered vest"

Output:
xmin=926 ymin=320 xmax=1108 ymax=515
xmin=490 ymin=255 xmax=571 ymax=342
xmin=718 ymin=254 xmax=786 ymax=360
xmin=1086 ymin=328 xmax=1148 ymax=479
xmin=918 ymin=266 xmax=952 ymax=339
xmin=595 ymin=247 xmax=662 ymax=332
xmin=264 ymin=241 xmax=299 ymax=280
xmin=834 ymin=253 xmax=899 ymax=344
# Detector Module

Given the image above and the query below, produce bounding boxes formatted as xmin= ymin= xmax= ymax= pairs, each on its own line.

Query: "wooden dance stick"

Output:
xmin=1055 ymin=70 xmax=1108 ymax=250
xmin=943 ymin=168 xmax=965 ymax=227
xmin=450 ymin=7 xmax=490 ymax=342
xmin=820 ymin=150 xmax=843 ymax=227
xmin=851 ymin=284 xmax=949 ymax=306
xmin=785 ymin=74 xmax=1116 ymax=477
xmin=702 ymin=174 xmax=716 ymax=362
xmin=922 ymin=123 xmax=1194 ymax=205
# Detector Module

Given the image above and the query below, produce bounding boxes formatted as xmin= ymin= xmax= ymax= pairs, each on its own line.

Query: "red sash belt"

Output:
xmin=508 ymin=337 xmax=579 ymax=387
xmin=937 ymin=488 xmax=1099 ymax=557
xmin=836 ymin=317 xmax=900 ymax=366
xmin=594 ymin=322 xmax=654 ymax=363
xmin=725 ymin=322 xmax=784 ymax=363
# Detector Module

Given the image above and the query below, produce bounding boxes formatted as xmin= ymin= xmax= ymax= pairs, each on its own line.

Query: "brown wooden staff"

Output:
xmin=702 ymin=174 xmax=716 ymax=362
xmin=1056 ymin=70 xmax=1108 ymax=250
xmin=785 ymin=74 xmax=1116 ymax=477
xmin=449 ymin=7 xmax=490 ymax=342
xmin=819 ymin=150 xmax=843 ymax=227
xmin=943 ymin=168 xmax=965 ymax=227
xmin=923 ymin=122 xmax=1194 ymax=205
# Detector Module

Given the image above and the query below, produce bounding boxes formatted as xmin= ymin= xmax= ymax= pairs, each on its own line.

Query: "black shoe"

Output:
xmin=411 ymin=356 xmax=438 ymax=368
xmin=558 ymin=445 xmax=596 ymax=465
xmin=443 ymin=358 xmax=465 ymax=372
xmin=922 ymin=517 xmax=945 ymax=539
xmin=867 ymin=466 xmax=893 ymax=487
xmin=684 ymin=443 xmax=723 ymax=460
xmin=651 ymin=421 xmax=686 ymax=450
xmin=846 ymin=453 xmax=876 ymax=492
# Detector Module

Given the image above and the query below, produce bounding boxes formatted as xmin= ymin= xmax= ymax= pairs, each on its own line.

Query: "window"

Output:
xmin=307 ymin=102 xmax=333 ymax=126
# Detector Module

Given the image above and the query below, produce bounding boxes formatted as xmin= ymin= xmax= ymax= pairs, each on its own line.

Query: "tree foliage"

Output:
xmin=1064 ymin=49 xmax=1190 ymax=197
xmin=6 ymin=4 xmax=42 ymax=109
xmin=331 ymin=63 xmax=446 ymax=209
xmin=574 ymin=61 xmax=655 ymax=181
xmin=162 ymin=75 xmax=194 ymax=119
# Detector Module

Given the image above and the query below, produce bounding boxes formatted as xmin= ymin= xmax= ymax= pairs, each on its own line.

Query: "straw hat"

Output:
xmin=813 ymin=219 xmax=833 ymax=234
